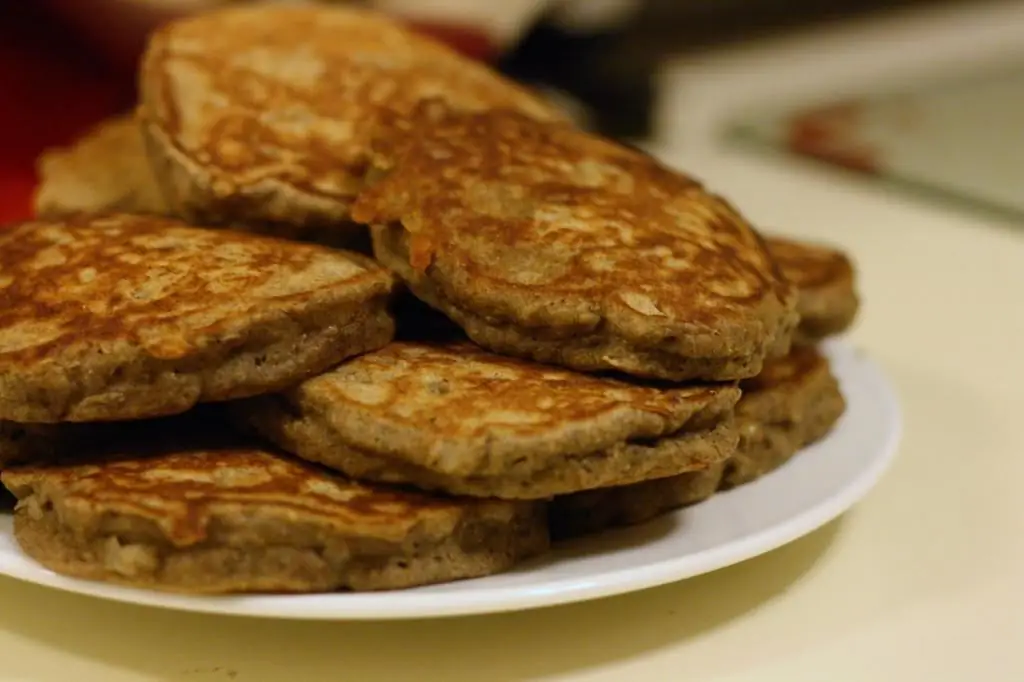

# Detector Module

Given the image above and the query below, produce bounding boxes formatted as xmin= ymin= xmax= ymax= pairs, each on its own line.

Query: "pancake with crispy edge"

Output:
xmin=234 ymin=341 xmax=740 ymax=499
xmin=548 ymin=344 xmax=845 ymax=538
xmin=766 ymin=235 xmax=859 ymax=342
xmin=1 ymin=417 xmax=547 ymax=593
xmin=354 ymin=102 xmax=797 ymax=382
xmin=138 ymin=5 xmax=563 ymax=234
xmin=0 ymin=214 xmax=395 ymax=423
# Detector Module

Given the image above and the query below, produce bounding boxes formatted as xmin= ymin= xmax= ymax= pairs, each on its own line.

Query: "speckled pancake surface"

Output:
xmin=2 ymin=437 xmax=547 ymax=593
xmin=0 ymin=214 xmax=395 ymax=422
xmin=236 ymin=341 xmax=740 ymax=499
xmin=355 ymin=104 xmax=797 ymax=381
xmin=139 ymin=5 xmax=561 ymax=231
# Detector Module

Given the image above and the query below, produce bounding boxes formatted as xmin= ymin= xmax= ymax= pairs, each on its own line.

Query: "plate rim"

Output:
xmin=0 ymin=340 xmax=902 ymax=620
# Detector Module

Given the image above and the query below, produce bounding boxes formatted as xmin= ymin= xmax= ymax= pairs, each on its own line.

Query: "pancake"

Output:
xmin=30 ymin=113 xmax=371 ymax=251
xmin=1 ymin=425 xmax=547 ymax=593
xmin=0 ymin=214 xmax=395 ymax=423
xmin=549 ymin=344 xmax=845 ymax=538
xmin=138 ymin=5 xmax=562 ymax=233
xmin=353 ymin=102 xmax=797 ymax=382
xmin=766 ymin=236 xmax=859 ymax=342
xmin=234 ymin=341 xmax=740 ymax=499
xmin=726 ymin=344 xmax=845 ymax=486
xmin=33 ymin=114 xmax=168 ymax=219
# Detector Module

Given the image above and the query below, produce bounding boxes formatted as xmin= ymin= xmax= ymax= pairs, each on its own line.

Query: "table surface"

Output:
xmin=2 ymin=2 xmax=1023 ymax=680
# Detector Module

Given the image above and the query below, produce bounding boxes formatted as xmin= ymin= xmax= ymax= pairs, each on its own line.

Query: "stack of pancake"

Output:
xmin=0 ymin=6 xmax=859 ymax=594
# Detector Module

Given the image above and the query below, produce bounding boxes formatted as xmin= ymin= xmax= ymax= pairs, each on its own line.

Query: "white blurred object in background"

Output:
xmin=375 ymin=0 xmax=642 ymax=47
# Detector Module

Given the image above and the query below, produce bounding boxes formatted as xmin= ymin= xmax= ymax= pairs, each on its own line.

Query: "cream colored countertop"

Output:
xmin=2 ymin=3 xmax=1023 ymax=680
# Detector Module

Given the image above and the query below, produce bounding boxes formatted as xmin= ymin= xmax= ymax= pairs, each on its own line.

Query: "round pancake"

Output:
xmin=139 ymin=5 xmax=562 ymax=232
xmin=234 ymin=341 xmax=741 ymax=499
xmin=32 ymin=113 xmax=374 ymax=252
xmin=726 ymin=343 xmax=845 ymax=486
xmin=2 ymin=442 xmax=547 ymax=593
xmin=549 ymin=345 xmax=845 ymax=538
xmin=33 ymin=114 xmax=168 ymax=219
xmin=354 ymin=103 xmax=798 ymax=382
xmin=0 ymin=214 xmax=395 ymax=423
xmin=765 ymin=236 xmax=859 ymax=342
xmin=548 ymin=463 xmax=725 ymax=540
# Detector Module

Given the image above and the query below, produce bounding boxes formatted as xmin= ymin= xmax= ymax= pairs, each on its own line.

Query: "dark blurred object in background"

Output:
xmin=500 ymin=0 xmax=960 ymax=140
xmin=498 ymin=1 xmax=655 ymax=140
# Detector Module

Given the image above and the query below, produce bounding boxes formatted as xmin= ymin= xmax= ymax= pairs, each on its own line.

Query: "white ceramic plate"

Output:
xmin=0 ymin=340 xmax=901 ymax=620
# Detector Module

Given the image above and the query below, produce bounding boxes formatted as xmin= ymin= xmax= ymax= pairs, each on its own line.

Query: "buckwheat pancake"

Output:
xmin=726 ymin=344 xmax=845 ymax=486
xmin=235 ymin=341 xmax=741 ymax=499
xmin=549 ymin=345 xmax=844 ymax=538
xmin=31 ymin=113 xmax=370 ymax=251
xmin=139 ymin=5 xmax=562 ymax=232
xmin=34 ymin=114 xmax=168 ymax=219
xmin=766 ymin=236 xmax=859 ymax=342
xmin=354 ymin=103 xmax=797 ymax=382
xmin=548 ymin=464 xmax=724 ymax=540
xmin=0 ymin=214 xmax=395 ymax=423
xmin=1 ymin=432 xmax=547 ymax=593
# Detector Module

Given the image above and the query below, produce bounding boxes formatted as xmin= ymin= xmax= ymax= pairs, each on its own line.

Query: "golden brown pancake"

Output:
xmin=765 ymin=236 xmax=859 ymax=342
xmin=33 ymin=114 xmax=168 ymax=219
xmin=354 ymin=102 xmax=797 ymax=382
xmin=549 ymin=345 xmax=845 ymax=538
xmin=1 ymin=423 xmax=547 ymax=593
xmin=30 ymin=113 xmax=372 ymax=252
xmin=727 ymin=344 xmax=845 ymax=486
xmin=0 ymin=214 xmax=395 ymax=423
xmin=234 ymin=341 xmax=740 ymax=499
xmin=138 ymin=5 xmax=562 ymax=233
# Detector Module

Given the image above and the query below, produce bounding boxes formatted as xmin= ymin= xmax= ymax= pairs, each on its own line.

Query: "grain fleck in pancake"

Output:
xmin=33 ymin=114 xmax=168 ymax=219
xmin=354 ymin=103 xmax=797 ymax=381
xmin=0 ymin=214 xmax=395 ymax=423
xmin=139 ymin=6 xmax=562 ymax=232
xmin=1 ymin=428 xmax=547 ymax=593
xmin=549 ymin=345 xmax=844 ymax=538
xmin=766 ymin=236 xmax=859 ymax=342
xmin=235 ymin=341 xmax=740 ymax=499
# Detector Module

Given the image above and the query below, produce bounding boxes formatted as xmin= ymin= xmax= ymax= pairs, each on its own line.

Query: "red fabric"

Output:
xmin=0 ymin=6 xmax=495 ymax=226
xmin=0 ymin=6 xmax=135 ymax=224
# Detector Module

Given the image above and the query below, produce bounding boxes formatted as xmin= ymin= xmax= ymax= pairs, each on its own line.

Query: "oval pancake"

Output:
xmin=0 ymin=214 xmax=395 ymax=423
xmin=1 ymin=432 xmax=547 ymax=593
xmin=33 ymin=114 xmax=168 ymax=219
xmin=728 ymin=344 xmax=845 ymax=486
xmin=139 ymin=6 xmax=562 ymax=232
xmin=30 ymin=114 xmax=371 ymax=252
xmin=549 ymin=344 xmax=845 ymax=538
xmin=234 ymin=341 xmax=740 ymax=499
xmin=765 ymin=236 xmax=859 ymax=342
xmin=353 ymin=103 xmax=797 ymax=381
